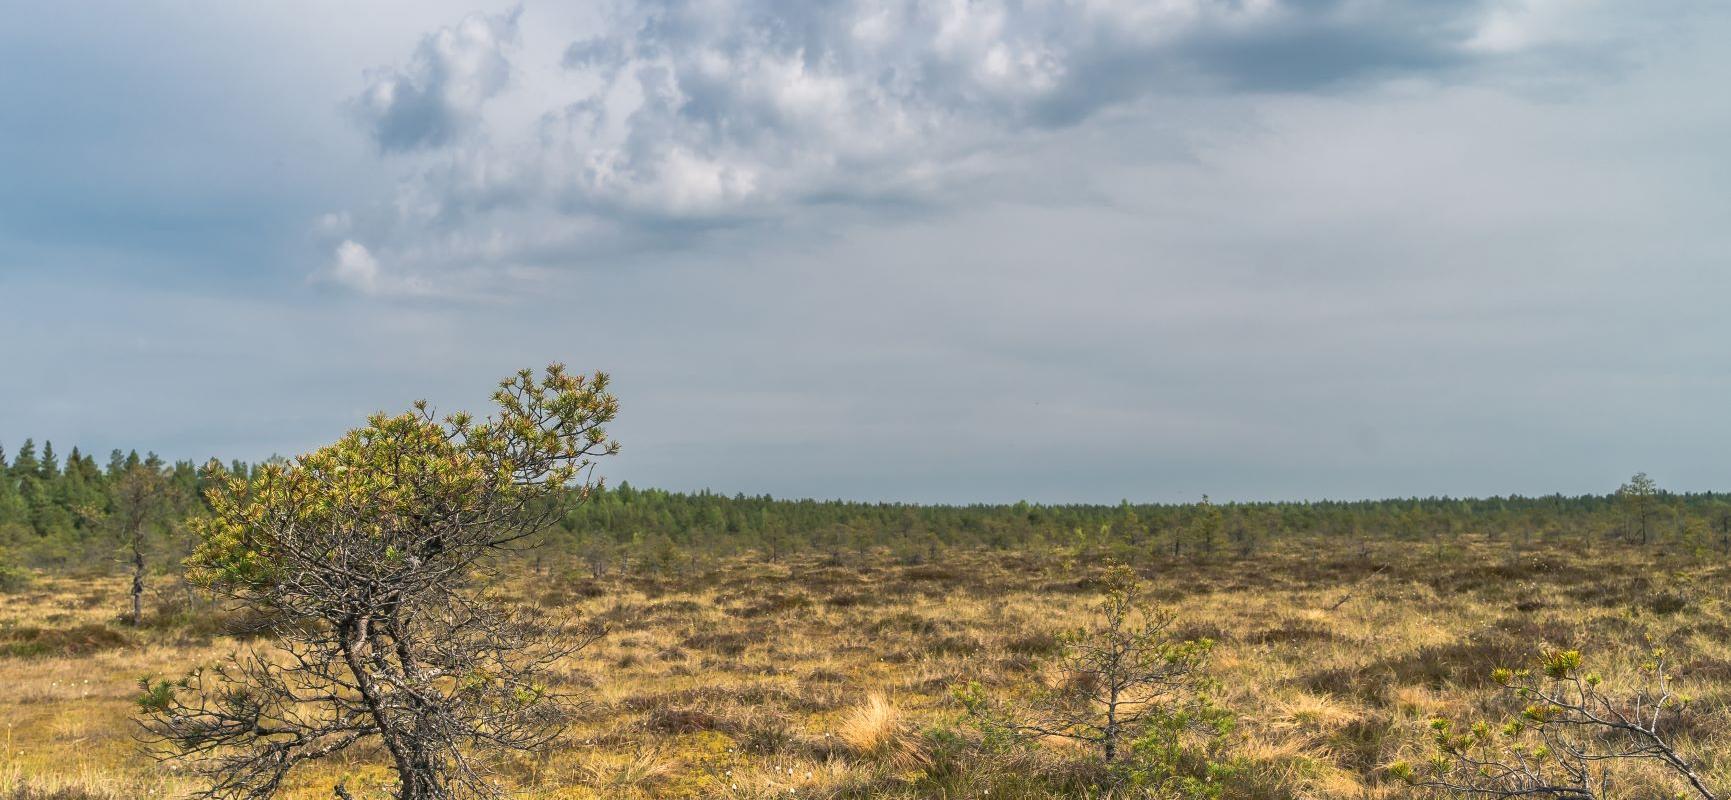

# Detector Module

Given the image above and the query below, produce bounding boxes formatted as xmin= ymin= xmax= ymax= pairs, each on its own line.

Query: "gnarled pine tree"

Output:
xmin=138 ymin=365 xmax=619 ymax=799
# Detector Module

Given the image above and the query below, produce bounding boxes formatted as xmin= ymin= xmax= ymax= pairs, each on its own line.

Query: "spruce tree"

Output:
xmin=39 ymin=440 xmax=59 ymax=480
xmin=11 ymin=439 xmax=38 ymax=477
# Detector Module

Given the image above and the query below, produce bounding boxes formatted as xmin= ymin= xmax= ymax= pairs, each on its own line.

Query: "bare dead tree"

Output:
xmin=137 ymin=365 xmax=619 ymax=800
xmin=1407 ymin=648 xmax=1718 ymax=800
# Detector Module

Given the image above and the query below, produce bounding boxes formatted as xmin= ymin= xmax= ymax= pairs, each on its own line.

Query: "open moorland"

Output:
xmin=10 ymin=0 xmax=1731 ymax=796
xmin=3 ymin=536 xmax=1728 ymax=799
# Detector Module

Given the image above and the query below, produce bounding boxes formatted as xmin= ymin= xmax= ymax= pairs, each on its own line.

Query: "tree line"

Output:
xmin=554 ymin=475 xmax=1731 ymax=570
xmin=4 ymin=432 xmax=1730 ymax=581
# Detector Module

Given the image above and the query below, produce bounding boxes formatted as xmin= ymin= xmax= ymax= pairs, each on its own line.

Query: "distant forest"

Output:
xmin=3 ymin=436 xmax=1729 ymax=575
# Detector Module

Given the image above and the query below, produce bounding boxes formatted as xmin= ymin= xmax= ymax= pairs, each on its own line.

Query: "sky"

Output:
xmin=2 ymin=0 xmax=1728 ymax=504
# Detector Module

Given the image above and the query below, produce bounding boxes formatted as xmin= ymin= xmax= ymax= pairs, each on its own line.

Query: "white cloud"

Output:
xmin=350 ymin=8 xmax=521 ymax=152
xmin=1466 ymin=0 xmax=1632 ymax=54
xmin=319 ymin=239 xmax=442 ymax=298
xmin=327 ymin=239 xmax=383 ymax=293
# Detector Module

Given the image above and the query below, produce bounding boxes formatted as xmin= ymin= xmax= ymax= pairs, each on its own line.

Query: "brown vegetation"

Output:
xmin=1 ymin=535 xmax=1728 ymax=798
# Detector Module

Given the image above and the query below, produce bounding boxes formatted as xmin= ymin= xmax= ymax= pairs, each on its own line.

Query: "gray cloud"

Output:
xmin=328 ymin=0 xmax=1657 ymax=293
xmin=8 ymin=1 xmax=1728 ymax=503
xmin=350 ymin=8 xmax=521 ymax=153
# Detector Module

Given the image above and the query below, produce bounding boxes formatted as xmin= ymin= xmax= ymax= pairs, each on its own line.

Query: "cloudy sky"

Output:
xmin=2 ymin=1 xmax=1727 ymax=503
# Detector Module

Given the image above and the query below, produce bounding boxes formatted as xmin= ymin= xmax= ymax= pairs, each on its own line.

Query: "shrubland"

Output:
xmin=2 ymin=534 xmax=1727 ymax=799
xmin=1 ymin=369 xmax=1726 ymax=798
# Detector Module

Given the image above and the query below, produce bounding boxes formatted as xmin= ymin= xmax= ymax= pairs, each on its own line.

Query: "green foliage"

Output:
xmin=551 ymin=483 xmax=1728 ymax=565
xmin=950 ymin=680 xmax=1021 ymax=754
xmin=952 ymin=565 xmax=1233 ymax=796
xmin=1187 ymin=495 xmax=1223 ymax=557
xmin=0 ymin=441 xmax=211 ymax=570
xmin=137 ymin=365 xmax=621 ymax=800
xmin=183 ymin=366 xmax=619 ymax=591
xmin=134 ymin=678 xmax=177 ymax=713
xmin=3 ymin=425 xmax=1725 ymax=579
xmin=0 ymin=551 xmax=30 ymax=592
xmin=1124 ymin=694 xmax=1238 ymax=799
xmin=1618 ymin=471 xmax=1663 ymax=545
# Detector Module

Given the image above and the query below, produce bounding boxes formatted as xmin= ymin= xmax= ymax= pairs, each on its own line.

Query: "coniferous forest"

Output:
xmin=4 ymin=434 xmax=1727 ymax=576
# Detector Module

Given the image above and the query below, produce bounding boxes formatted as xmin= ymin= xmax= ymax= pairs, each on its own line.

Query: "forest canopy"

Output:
xmin=2 ymin=435 xmax=1726 ymax=576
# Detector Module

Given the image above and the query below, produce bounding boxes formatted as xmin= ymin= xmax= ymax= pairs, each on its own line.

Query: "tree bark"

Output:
xmin=340 ymin=616 xmax=426 ymax=800
xmin=130 ymin=544 xmax=146 ymax=627
xmin=1103 ymin=670 xmax=1121 ymax=762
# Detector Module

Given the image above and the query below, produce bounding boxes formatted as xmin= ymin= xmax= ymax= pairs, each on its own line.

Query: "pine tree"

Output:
xmin=0 ymin=443 xmax=22 ymax=524
xmin=1191 ymin=495 xmax=1222 ymax=557
xmin=108 ymin=462 xmax=175 ymax=625
xmin=11 ymin=439 xmax=38 ymax=477
xmin=39 ymin=440 xmax=59 ymax=480
xmin=1618 ymin=472 xmax=1661 ymax=546
xmin=141 ymin=365 xmax=619 ymax=799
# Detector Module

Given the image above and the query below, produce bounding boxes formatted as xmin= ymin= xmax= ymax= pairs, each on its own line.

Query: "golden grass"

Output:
xmin=834 ymin=692 xmax=927 ymax=772
xmin=0 ymin=536 xmax=1727 ymax=798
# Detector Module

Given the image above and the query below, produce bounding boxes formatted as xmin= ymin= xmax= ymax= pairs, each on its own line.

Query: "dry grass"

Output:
xmin=1 ymin=537 xmax=1728 ymax=798
xmin=835 ymin=692 xmax=927 ymax=772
